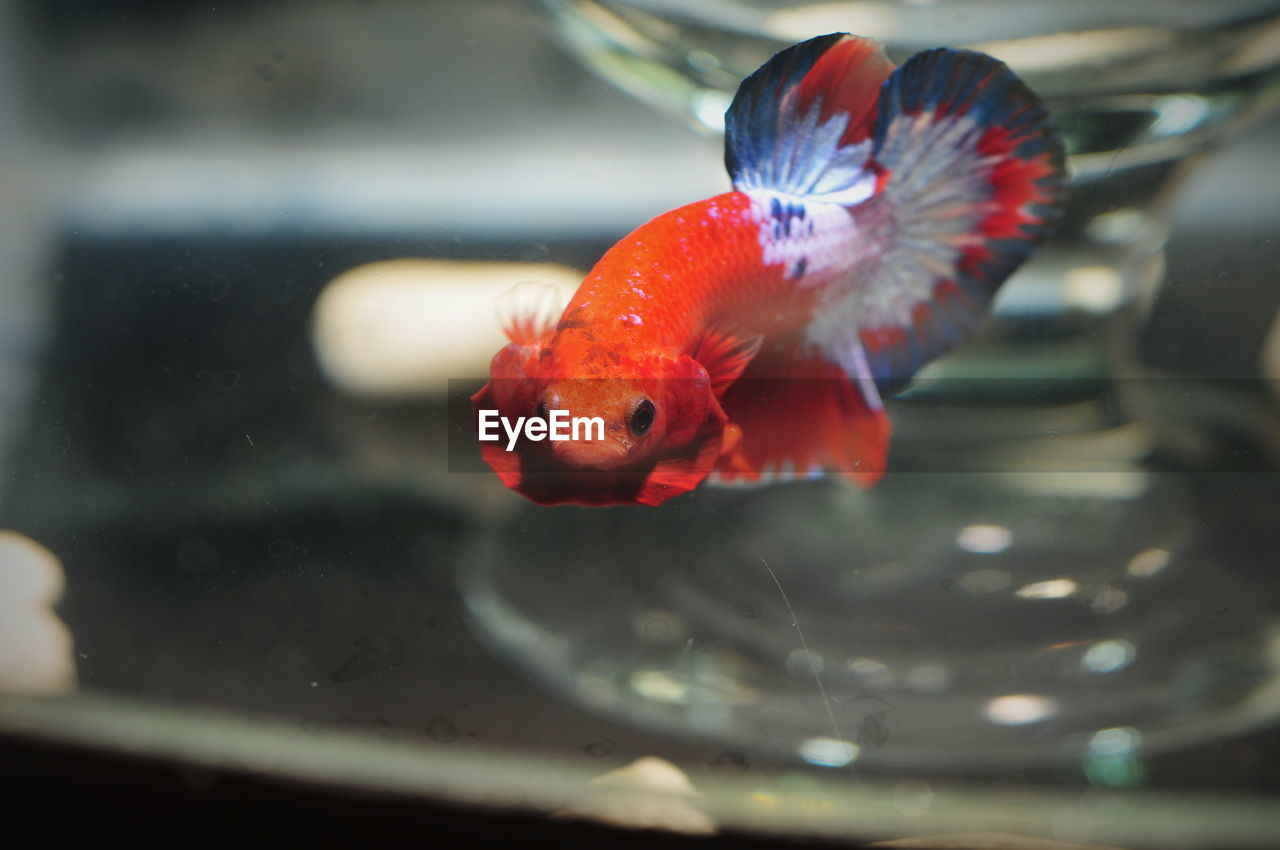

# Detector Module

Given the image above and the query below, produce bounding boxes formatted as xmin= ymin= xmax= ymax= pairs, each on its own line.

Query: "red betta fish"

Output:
xmin=472 ymin=33 xmax=1065 ymax=506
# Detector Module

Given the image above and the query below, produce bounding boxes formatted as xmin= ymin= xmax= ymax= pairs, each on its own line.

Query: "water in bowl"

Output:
xmin=461 ymin=0 xmax=1280 ymax=773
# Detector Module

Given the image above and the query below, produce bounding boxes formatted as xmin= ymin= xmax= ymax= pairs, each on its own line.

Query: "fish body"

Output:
xmin=474 ymin=34 xmax=1065 ymax=506
xmin=548 ymin=189 xmax=869 ymax=370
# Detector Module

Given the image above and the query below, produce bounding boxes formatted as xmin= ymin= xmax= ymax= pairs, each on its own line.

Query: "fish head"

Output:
xmin=471 ymin=344 xmax=734 ymax=507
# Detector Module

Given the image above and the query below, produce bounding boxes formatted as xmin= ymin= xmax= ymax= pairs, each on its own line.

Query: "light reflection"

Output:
xmin=765 ymin=3 xmax=897 ymax=42
xmin=1084 ymin=754 xmax=1147 ymax=788
xmin=1091 ymin=586 xmax=1130 ymax=614
xmin=1149 ymin=94 xmax=1211 ymax=139
xmin=1015 ymin=578 xmax=1079 ymax=599
xmin=1008 ymin=471 xmax=1149 ymax=500
xmin=846 ymin=656 xmax=892 ymax=688
xmin=847 ymin=657 xmax=886 ymax=674
xmin=1064 ymin=265 xmax=1123 ymax=313
xmin=1126 ymin=547 xmax=1170 ymax=578
xmin=798 ymin=737 xmax=860 ymax=768
xmin=691 ymin=90 xmax=731 ymax=133
xmin=629 ymin=670 xmax=688 ymax=704
xmin=1082 ymin=639 xmax=1137 ymax=673
xmin=1083 ymin=727 xmax=1147 ymax=787
xmin=1090 ymin=726 xmax=1142 ymax=756
xmin=983 ymin=694 xmax=1058 ymax=725
xmin=970 ymin=28 xmax=1171 ymax=74
xmin=955 ymin=524 xmax=1013 ymax=554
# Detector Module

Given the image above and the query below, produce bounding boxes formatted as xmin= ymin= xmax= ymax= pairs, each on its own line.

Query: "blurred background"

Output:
xmin=2 ymin=0 xmax=1279 ymax=845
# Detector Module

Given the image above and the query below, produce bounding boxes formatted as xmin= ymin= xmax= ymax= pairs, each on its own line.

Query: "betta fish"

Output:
xmin=472 ymin=33 xmax=1065 ymax=506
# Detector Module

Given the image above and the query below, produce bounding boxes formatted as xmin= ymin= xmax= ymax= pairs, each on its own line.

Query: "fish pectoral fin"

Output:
xmin=636 ymin=432 xmax=727 ymax=507
xmin=719 ymin=422 xmax=744 ymax=458
xmin=708 ymin=337 xmax=891 ymax=488
xmin=693 ymin=326 xmax=763 ymax=396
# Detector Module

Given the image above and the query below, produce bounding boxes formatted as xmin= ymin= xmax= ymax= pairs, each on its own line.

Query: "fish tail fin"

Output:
xmin=852 ymin=48 xmax=1066 ymax=392
xmin=724 ymin=33 xmax=894 ymax=204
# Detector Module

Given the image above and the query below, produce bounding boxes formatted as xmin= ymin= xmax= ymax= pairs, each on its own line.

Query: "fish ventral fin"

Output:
xmin=724 ymin=33 xmax=894 ymax=205
xmin=840 ymin=47 xmax=1066 ymax=393
xmin=496 ymin=280 xmax=567 ymax=345
xmin=709 ymin=337 xmax=890 ymax=488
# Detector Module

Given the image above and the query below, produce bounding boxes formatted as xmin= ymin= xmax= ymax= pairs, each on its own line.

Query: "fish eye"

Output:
xmin=628 ymin=398 xmax=655 ymax=437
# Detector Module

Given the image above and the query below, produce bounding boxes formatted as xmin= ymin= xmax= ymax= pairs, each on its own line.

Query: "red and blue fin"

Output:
xmin=709 ymin=336 xmax=891 ymax=488
xmin=724 ymin=33 xmax=894 ymax=204
xmin=840 ymin=47 xmax=1066 ymax=393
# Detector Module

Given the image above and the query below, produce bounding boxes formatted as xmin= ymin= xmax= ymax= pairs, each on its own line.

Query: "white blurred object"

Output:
xmin=0 ymin=531 xmax=76 ymax=694
xmin=554 ymin=756 xmax=717 ymax=835
xmin=311 ymin=259 xmax=581 ymax=397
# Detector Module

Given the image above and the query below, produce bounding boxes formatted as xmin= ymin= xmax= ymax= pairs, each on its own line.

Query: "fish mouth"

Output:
xmin=516 ymin=430 xmax=722 ymax=506
xmin=551 ymin=438 xmax=632 ymax=471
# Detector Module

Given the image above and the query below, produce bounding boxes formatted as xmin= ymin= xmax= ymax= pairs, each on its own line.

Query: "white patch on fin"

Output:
xmin=744 ymin=190 xmax=874 ymax=288
xmin=804 ymin=109 xmax=993 ymax=386
xmin=497 ymin=279 xmax=568 ymax=345
xmin=732 ymin=105 xmax=879 ymax=205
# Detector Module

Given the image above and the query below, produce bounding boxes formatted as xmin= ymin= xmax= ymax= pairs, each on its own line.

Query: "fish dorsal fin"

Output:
xmin=724 ymin=33 xmax=894 ymax=204
xmin=693 ymin=326 xmax=763 ymax=396
xmin=496 ymin=280 xmax=567 ymax=346
xmin=822 ymin=47 xmax=1066 ymax=394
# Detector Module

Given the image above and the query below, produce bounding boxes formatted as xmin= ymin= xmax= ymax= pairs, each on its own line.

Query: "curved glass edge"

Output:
xmin=2 ymin=691 xmax=1278 ymax=847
